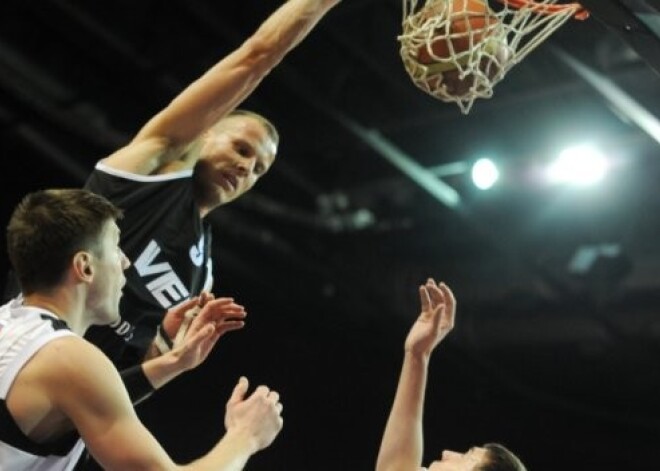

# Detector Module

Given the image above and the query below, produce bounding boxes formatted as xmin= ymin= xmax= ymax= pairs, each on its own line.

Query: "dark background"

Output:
xmin=1 ymin=0 xmax=660 ymax=469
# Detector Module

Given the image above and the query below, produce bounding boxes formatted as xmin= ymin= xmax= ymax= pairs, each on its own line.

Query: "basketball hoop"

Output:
xmin=399 ymin=0 xmax=589 ymax=114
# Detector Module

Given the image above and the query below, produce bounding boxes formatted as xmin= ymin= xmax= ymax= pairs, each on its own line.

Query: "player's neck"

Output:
xmin=22 ymin=291 xmax=86 ymax=335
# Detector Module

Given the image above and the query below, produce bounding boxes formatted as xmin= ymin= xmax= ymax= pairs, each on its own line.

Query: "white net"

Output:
xmin=399 ymin=0 xmax=588 ymax=114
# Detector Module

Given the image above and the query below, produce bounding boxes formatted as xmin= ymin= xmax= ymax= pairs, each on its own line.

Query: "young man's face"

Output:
xmin=427 ymin=447 xmax=488 ymax=471
xmin=195 ymin=115 xmax=277 ymax=208
xmin=87 ymin=220 xmax=129 ymax=325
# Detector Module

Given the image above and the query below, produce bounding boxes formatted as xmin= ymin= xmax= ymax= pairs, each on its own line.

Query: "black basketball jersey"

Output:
xmin=84 ymin=163 xmax=213 ymax=366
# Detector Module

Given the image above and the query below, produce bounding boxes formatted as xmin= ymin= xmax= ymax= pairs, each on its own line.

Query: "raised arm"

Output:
xmin=376 ymin=279 xmax=456 ymax=471
xmin=104 ymin=0 xmax=341 ymax=175
xmin=43 ymin=338 xmax=281 ymax=471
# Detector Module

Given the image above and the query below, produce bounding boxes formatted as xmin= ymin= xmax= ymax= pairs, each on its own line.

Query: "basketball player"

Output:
xmin=376 ymin=279 xmax=527 ymax=471
xmin=0 ymin=189 xmax=283 ymax=470
xmin=83 ymin=0 xmax=341 ymax=367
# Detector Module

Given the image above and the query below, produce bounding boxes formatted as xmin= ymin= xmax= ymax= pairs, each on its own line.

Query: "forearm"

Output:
xmin=249 ymin=0 xmax=340 ymax=64
xmin=120 ymin=352 xmax=185 ymax=406
xmin=138 ymin=0 xmax=340 ymax=145
xmin=202 ymin=0 xmax=341 ymax=99
xmin=120 ymin=327 xmax=181 ymax=405
xmin=376 ymin=351 xmax=429 ymax=471
xmin=140 ymin=349 xmax=191 ymax=391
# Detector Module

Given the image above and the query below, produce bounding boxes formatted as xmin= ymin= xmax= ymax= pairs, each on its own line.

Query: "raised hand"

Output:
xmin=404 ymin=279 xmax=456 ymax=357
xmin=224 ymin=377 xmax=284 ymax=453
xmin=161 ymin=296 xmax=204 ymax=341
xmin=167 ymin=296 xmax=246 ymax=371
xmin=161 ymin=292 xmax=246 ymax=345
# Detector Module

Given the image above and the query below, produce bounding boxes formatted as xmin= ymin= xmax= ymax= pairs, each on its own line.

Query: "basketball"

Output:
xmin=421 ymin=36 xmax=509 ymax=96
xmin=416 ymin=0 xmax=497 ymax=65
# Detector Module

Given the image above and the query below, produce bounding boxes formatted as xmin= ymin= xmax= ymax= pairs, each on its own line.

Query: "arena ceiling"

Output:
xmin=1 ymin=1 xmax=659 ymax=469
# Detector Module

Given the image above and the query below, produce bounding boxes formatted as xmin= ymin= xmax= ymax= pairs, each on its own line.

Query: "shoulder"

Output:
xmin=32 ymin=336 xmax=122 ymax=394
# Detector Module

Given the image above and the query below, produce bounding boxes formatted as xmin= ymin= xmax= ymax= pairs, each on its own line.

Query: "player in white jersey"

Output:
xmin=0 ymin=299 xmax=86 ymax=471
xmin=376 ymin=279 xmax=526 ymax=471
xmin=1 ymin=188 xmax=283 ymax=471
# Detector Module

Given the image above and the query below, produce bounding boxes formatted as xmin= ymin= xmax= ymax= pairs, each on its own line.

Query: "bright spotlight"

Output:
xmin=471 ymin=158 xmax=499 ymax=190
xmin=546 ymin=144 xmax=608 ymax=186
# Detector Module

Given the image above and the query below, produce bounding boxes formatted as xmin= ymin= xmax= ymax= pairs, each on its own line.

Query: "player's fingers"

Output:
xmin=199 ymin=291 xmax=215 ymax=306
xmin=228 ymin=376 xmax=249 ymax=405
xmin=419 ymin=285 xmax=431 ymax=312
xmin=184 ymin=305 xmax=207 ymax=333
xmin=201 ymin=299 xmax=245 ymax=319
xmin=438 ymin=282 xmax=456 ymax=308
xmin=186 ymin=322 xmax=214 ymax=346
xmin=216 ymin=320 xmax=246 ymax=334
xmin=163 ymin=299 xmax=195 ymax=340
xmin=184 ymin=296 xmax=201 ymax=310
xmin=438 ymin=282 xmax=456 ymax=325
xmin=427 ymin=282 xmax=445 ymax=307
xmin=252 ymin=385 xmax=270 ymax=399
xmin=268 ymin=390 xmax=280 ymax=403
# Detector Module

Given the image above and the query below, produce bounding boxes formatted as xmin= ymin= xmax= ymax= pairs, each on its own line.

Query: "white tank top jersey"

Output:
xmin=0 ymin=299 xmax=86 ymax=471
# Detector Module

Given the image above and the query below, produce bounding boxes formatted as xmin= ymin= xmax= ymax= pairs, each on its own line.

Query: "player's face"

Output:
xmin=87 ymin=220 xmax=130 ymax=325
xmin=196 ymin=115 xmax=277 ymax=209
xmin=427 ymin=447 xmax=488 ymax=471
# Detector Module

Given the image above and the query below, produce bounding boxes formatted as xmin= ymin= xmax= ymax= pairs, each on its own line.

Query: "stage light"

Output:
xmin=546 ymin=144 xmax=608 ymax=186
xmin=471 ymin=158 xmax=499 ymax=190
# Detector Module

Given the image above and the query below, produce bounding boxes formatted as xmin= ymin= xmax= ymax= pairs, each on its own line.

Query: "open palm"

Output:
xmin=405 ymin=279 xmax=456 ymax=357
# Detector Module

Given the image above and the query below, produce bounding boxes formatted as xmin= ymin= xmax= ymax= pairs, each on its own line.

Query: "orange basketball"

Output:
xmin=416 ymin=0 xmax=497 ymax=64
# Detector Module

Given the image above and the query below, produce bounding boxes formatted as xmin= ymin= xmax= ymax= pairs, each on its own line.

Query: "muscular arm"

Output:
xmin=376 ymin=280 xmax=456 ymax=471
xmin=26 ymin=337 xmax=279 ymax=471
xmin=103 ymin=0 xmax=340 ymax=175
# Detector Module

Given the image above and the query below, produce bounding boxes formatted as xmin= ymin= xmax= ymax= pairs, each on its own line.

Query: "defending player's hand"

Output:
xmin=161 ymin=295 xmax=206 ymax=341
xmin=168 ymin=296 xmax=246 ymax=371
xmin=225 ymin=377 xmax=284 ymax=453
xmin=404 ymin=279 xmax=456 ymax=357
xmin=161 ymin=292 xmax=246 ymax=346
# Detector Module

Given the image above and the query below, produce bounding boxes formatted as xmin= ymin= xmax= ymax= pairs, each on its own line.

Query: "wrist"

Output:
xmin=223 ymin=427 xmax=261 ymax=455
xmin=141 ymin=349 xmax=189 ymax=390
xmin=403 ymin=348 xmax=431 ymax=363
xmin=153 ymin=323 xmax=174 ymax=355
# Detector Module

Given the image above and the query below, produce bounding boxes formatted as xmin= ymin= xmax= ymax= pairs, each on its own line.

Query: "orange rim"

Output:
xmin=497 ymin=0 xmax=589 ymax=20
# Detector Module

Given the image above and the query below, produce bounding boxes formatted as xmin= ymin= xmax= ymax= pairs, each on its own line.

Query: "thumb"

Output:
xmin=228 ymin=376 xmax=249 ymax=405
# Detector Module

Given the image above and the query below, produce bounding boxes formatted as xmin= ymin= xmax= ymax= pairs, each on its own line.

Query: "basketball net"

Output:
xmin=399 ymin=0 xmax=588 ymax=114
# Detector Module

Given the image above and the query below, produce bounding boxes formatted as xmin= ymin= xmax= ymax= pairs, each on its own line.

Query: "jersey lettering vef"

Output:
xmin=84 ymin=165 xmax=213 ymax=361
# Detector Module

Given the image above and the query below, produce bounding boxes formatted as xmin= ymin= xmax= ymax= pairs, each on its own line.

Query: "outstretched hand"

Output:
xmin=162 ymin=293 xmax=223 ymax=339
xmin=162 ymin=292 xmax=246 ymax=343
xmin=224 ymin=377 xmax=284 ymax=453
xmin=404 ymin=279 xmax=456 ymax=357
xmin=167 ymin=295 xmax=246 ymax=371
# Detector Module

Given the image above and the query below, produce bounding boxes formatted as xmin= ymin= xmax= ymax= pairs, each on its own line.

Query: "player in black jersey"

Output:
xmin=83 ymin=0 xmax=341 ymax=367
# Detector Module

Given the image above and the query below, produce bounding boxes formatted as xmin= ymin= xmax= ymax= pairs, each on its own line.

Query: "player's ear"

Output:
xmin=72 ymin=251 xmax=94 ymax=282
